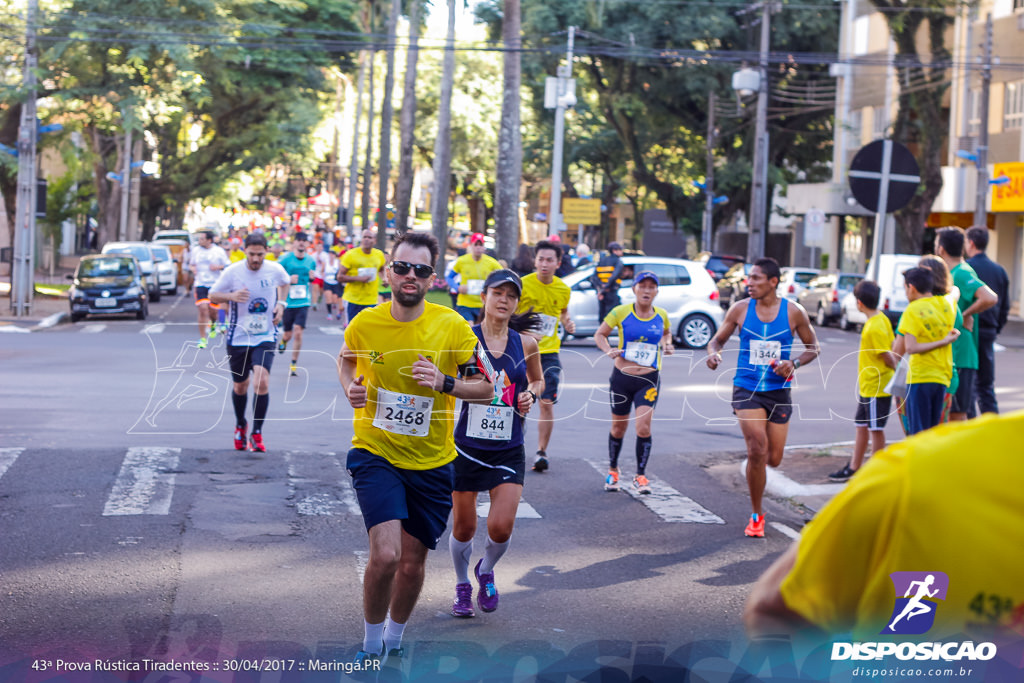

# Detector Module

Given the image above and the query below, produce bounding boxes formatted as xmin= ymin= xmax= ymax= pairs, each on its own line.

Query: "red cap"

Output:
xmin=469 ymin=233 xmax=485 ymax=245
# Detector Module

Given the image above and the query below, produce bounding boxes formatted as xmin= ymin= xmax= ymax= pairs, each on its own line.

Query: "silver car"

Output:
xmin=777 ymin=267 xmax=820 ymax=302
xmin=101 ymin=241 xmax=162 ymax=302
xmin=561 ymin=256 xmax=724 ymax=348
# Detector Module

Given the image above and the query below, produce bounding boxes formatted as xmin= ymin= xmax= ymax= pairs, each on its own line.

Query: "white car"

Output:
xmin=838 ymin=291 xmax=868 ymax=330
xmin=148 ymin=243 xmax=179 ymax=295
xmin=561 ymin=256 xmax=724 ymax=348
xmin=777 ymin=267 xmax=820 ymax=302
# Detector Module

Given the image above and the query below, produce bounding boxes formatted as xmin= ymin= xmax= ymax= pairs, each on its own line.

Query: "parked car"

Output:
xmin=716 ymin=262 xmax=753 ymax=308
xmin=67 ymin=254 xmax=150 ymax=322
xmin=777 ymin=267 xmax=821 ymax=302
xmin=152 ymin=238 xmax=190 ymax=289
xmin=870 ymin=253 xmax=922 ymax=325
xmin=698 ymin=253 xmax=745 ymax=281
xmin=101 ymin=241 xmax=161 ymax=302
xmin=798 ymin=272 xmax=864 ymax=327
xmin=561 ymin=256 xmax=724 ymax=348
xmin=147 ymin=243 xmax=178 ymax=295
xmin=153 ymin=229 xmax=199 ymax=249
xmin=838 ymin=291 xmax=869 ymax=331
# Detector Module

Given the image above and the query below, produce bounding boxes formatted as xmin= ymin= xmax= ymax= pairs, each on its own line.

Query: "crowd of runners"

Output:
xmin=194 ymin=223 xmax=1015 ymax=663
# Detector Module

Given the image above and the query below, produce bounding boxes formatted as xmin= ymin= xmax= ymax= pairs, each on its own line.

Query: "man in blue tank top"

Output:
xmin=705 ymin=257 xmax=819 ymax=538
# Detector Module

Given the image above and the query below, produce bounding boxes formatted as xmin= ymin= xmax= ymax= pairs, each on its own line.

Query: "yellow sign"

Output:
xmin=561 ymin=198 xmax=602 ymax=225
xmin=991 ymin=162 xmax=1024 ymax=213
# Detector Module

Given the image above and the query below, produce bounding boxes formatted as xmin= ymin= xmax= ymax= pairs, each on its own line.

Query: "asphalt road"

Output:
xmin=2 ymin=290 xmax=1023 ymax=680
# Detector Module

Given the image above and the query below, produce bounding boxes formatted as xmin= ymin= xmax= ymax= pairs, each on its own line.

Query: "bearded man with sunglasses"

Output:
xmin=337 ymin=231 xmax=495 ymax=667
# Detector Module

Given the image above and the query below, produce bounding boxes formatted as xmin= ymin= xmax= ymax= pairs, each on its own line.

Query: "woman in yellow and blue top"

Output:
xmin=593 ymin=271 xmax=674 ymax=494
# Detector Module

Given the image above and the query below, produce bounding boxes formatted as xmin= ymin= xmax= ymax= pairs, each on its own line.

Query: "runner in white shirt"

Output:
xmin=189 ymin=229 xmax=231 ymax=348
xmin=209 ymin=233 xmax=290 ymax=453
xmin=320 ymin=247 xmax=343 ymax=322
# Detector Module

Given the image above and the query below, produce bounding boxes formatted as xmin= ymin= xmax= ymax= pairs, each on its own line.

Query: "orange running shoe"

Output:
xmin=633 ymin=474 xmax=652 ymax=495
xmin=744 ymin=513 xmax=765 ymax=538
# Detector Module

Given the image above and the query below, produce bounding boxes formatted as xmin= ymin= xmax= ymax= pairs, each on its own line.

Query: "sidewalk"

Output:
xmin=0 ymin=281 xmax=70 ymax=331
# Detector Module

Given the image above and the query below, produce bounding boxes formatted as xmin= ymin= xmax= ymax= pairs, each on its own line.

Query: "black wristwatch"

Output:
xmin=526 ymin=390 xmax=538 ymax=402
xmin=792 ymin=358 xmax=802 ymax=370
xmin=442 ymin=374 xmax=456 ymax=394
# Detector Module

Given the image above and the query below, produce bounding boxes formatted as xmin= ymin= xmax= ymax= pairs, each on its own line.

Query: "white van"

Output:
xmin=869 ymin=253 xmax=922 ymax=325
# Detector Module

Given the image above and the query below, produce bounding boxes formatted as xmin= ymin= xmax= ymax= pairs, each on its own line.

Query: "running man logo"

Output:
xmin=882 ymin=571 xmax=950 ymax=635
xmin=369 ymin=350 xmax=385 ymax=365
xmin=645 ymin=387 xmax=659 ymax=402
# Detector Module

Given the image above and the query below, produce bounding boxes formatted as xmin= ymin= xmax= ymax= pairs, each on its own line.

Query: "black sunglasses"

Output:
xmin=390 ymin=260 xmax=434 ymax=279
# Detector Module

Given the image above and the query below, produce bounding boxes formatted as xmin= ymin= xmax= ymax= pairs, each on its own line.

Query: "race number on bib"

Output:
xmin=242 ymin=315 xmax=269 ymax=335
xmin=466 ymin=403 xmax=514 ymax=441
xmin=357 ymin=267 xmax=378 ymax=281
xmin=624 ymin=341 xmax=658 ymax=366
xmin=749 ymin=340 xmax=782 ymax=366
xmin=289 ymin=284 xmax=308 ymax=300
xmin=538 ymin=314 xmax=559 ymax=338
xmin=466 ymin=279 xmax=485 ymax=296
xmin=372 ymin=388 xmax=433 ymax=437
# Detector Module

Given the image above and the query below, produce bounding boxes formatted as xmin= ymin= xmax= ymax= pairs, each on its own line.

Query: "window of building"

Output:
xmin=873 ymin=105 xmax=888 ymax=138
xmin=967 ymin=89 xmax=981 ymax=137
xmin=1005 ymin=80 xmax=1024 ymax=129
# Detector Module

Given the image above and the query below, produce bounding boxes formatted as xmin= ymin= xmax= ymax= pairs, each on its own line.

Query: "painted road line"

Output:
xmin=0 ymin=325 xmax=31 ymax=334
xmin=141 ymin=323 xmax=167 ymax=334
xmin=785 ymin=440 xmax=856 ymax=451
xmin=103 ymin=447 xmax=181 ymax=516
xmin=81 ymin=324 xmax=106 ymax=333
xmin=0 ymin=448 xmax=25 ymax=482
xmin=284 ymin=451 xmax=360 ymax=516
xmin=585 ymin=459 xmax=724 ymax=524
xmin=475 ymin=493 xmax=542 ymax=519
xmin=354 ymin=550 xmax=369 ymax=584
xmin=742 ymin=460 xmax=846 ymax=497
xmin=769 ymin=522 xmax=801 ymax=540
xmin=318 ymin=326 xmax=346 ymax=336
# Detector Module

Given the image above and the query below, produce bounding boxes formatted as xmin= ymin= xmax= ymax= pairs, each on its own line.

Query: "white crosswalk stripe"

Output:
xmin=0 ymin=447 xmax=25 ymax=483
xmin=141 ymin=323 xmax=167 ymax=334
xmin=584 ymin=458 xmax=724 ymax=524
xmin=284 ymin=451 xmax=360 ymax=516
xmin=103 ymin=447 xmax=181 ymax=516
xmin=475 ymin=492 xmax=542 ymax=519
xmin=81 ymin=323 xmax=106 ymax=333
xmin=318 ymin=326 xmax=346 ymax=335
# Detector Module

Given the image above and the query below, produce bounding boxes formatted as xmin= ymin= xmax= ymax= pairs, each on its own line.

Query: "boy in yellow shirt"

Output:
xmin=830 ymin=280 xmax=898 ymax=481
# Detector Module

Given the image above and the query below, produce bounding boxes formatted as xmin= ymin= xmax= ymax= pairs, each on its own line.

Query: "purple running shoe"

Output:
xmin=451 ymin=582 xmax=475 ymax=618
xmin=474 ymin=559 xmax=499 ymax=613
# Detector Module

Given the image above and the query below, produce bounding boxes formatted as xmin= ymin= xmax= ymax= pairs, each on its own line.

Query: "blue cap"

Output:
xmin=634 ymin=271 xmax=659 ymax=285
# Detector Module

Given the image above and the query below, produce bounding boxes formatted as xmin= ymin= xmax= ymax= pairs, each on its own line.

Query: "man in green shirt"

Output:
xmin=935 ymin=227 xmax=998 ymax=421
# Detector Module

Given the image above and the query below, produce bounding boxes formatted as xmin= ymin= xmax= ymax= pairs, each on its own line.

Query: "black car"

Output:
xmin=716 ymin=262 xmax=754 ymax=308
xmin=67 ymin=254 xmax=150 ymax=322
xmin=701 ymin=253 xmax=745 ymax=281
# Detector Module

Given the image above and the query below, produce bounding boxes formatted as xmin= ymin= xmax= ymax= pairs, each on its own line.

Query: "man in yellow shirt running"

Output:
xmin=340 ymin=228 xmax=387 ymax=323
xmin=517 ymin=239 xmax=576 ymax=472
xmin=338 ymin=231 xmax=494 ymax=667
xmin=452 ymin=232 xmax=503 ymax=322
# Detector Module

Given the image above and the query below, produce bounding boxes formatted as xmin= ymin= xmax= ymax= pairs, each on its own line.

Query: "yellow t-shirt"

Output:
xmin=344 ymin=302 xmax=481 ymax=470
xmin=858 ymin=312 xmax=896 ymax=398
xmin=453 ymin=254 xmax=503 ymax=308
xmin=517 ymin=273 xmax=571 ymax=355
xmin=341 ymin=248 xmax=387 ymax=305
xmin=228 ymin=249 xmax=246 ymax=263
xmin=897 ymin=295 xmax=955 ymax=385
xmin=780 ymin=411 xmax=1024 ymax=640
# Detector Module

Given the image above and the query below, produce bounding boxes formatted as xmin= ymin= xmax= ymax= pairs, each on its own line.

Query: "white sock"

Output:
xmin=383 ymin=616 xmax=406 ymax=652
xmin=449 ymin=535 xmax=473 ymax=584
xmin=362 ymin=619 xmax=385 ymax=654
xmin=479 ymin=535 xmax=510 ymax=574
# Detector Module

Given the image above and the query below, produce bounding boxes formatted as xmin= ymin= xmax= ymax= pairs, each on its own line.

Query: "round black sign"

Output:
xmin=848 ymin=140 xmax=921 ymax=213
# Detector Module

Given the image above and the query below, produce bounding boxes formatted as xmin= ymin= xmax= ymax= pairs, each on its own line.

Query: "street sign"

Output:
xmin=561 ymin=198 xmax=602 ymax=225
xmin=805 ymin=208 xmax=825 ymax=246
xmin=848 ymin=140 xmax=920 ymax=213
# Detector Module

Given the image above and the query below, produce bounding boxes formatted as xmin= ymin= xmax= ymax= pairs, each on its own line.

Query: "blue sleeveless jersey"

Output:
xmin=735 ymin=298 xmax=794 ymax=393
xmin=455 ymin=325 xmax=528 ymax=450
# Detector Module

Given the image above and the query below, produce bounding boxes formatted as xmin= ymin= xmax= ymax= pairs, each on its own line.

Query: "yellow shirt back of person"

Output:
xmin=453 ymin=254 xmax=502 ymax=308
xmin=517 ymin=273 xmax=571 ymax=354
xmin=344 ymin=302 xmax=480 ymax=470
xmin=341 ymin=248 xmax=387 ymax=305
xmin=897 ymin=295 xmax=955 ymax=385
xmin=780 ymin=412 xmax=1024 ymax=640
xmin=858 ymin=312 xmax=896 ymax=398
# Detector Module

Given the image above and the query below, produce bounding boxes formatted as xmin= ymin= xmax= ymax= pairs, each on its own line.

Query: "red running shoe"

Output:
xmin=744 ymin=513 xmax=765 ymax=538
xmin=249 ymin=433 xmax=265 ymax=453
xmin=233 ymin=421 xmax=247 ymax=451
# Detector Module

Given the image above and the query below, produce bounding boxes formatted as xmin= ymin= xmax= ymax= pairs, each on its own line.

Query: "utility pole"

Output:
xmin=119 ymin=123 xmax=133 ymax=241
xmin=11 ymin=0 xmax=38 ymax=317
xmin=747 ymin=1 xmax=773 ymax=262
xmin=704 ymin=91 xmax=716 ymax=252
xmin=548 ymin=26 xmax=576 ymax=236
xmin=347 ymin=52 xmax=367 ymax=239
xmin=973 ymin=13 xmax=993 ymax=227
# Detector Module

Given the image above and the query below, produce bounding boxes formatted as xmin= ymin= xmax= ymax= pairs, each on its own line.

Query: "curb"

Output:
xmin=34 ymin=311 xmax=68 ymax=330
